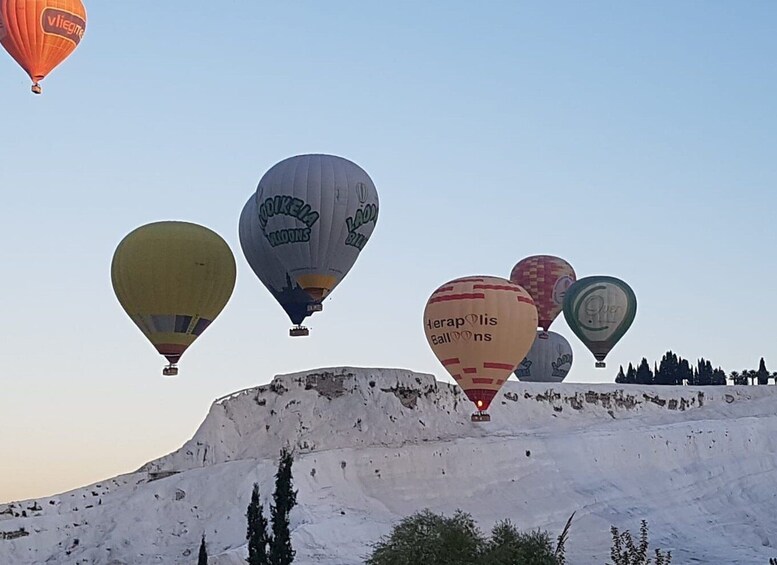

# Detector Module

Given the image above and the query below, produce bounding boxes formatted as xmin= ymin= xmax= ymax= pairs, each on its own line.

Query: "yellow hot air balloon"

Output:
xmin=111 ymin=221 xmax=237 ymax=376
xmin=423 ymin=276 xmax=538 ymax=422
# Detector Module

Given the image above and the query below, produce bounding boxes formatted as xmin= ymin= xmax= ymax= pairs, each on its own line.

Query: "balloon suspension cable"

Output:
xmin=31 ymin=83 xmax=42 ymax=95
xmin=471 ymin=411 xmax=491 ymax=423
xmin=162 ymin=363 xmax=179 ymax=377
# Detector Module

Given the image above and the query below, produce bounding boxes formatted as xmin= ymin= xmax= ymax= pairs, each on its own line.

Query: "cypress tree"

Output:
xmin=757 ymin=358 xmax=769 ymax=385
xmin=703 ymin=359 xmax=714 ymax=385
xmin=656 ymin=351 xmax=680 ymax=386
xmin=679 ymin=357 xmax=692 ymax=385
xmin=692 ymin=359 xmax=722 ymax=385
xmin=672 ymin=351 xmax=681 ymax=385
xmin=711 ymin=367 xmax=727 ymax=386
xmin=635 ymin=358 xmax=653 ymax=385
xmin=616 ymin=366 xmax=626 ymax=383
xmin=270 ymin=448 xmax=298 ymax=565
xmin=198 ymin=534 xmax=208 ymax=565
xmin=246 ymin=483 xmax=270 ymax=565
xmin=626 ymin=363 xmax=637 ymax=384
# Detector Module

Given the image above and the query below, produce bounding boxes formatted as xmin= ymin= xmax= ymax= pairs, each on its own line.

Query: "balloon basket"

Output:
xmin=162 ymin=364 xmax=179 ymax=377
xmin=307 ymin=303 xmax=323 ymax=313
xmin=595 ymin=362 xmax=606 ymax=368
xmin=290 ymin=326 xmax=310 ymax=337
xmin=31 ymin=84 xmax=42 ymax=95
xmin=471 ymin=412 xmax=491 ymax=423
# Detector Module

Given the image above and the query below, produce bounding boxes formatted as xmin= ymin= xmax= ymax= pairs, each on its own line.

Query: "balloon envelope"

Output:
xmin=510 ymin=255 xmax=576 ymax=331
xmin=239 ymin=193 xmax=318 ymax=326
xmin=514 ymin=331 xmax=573 ymax=383
xmin=254 ymin=154 xmax=379 ymax=306
xmin=0 ymin=0 xmax=87 ymax=93
xmin=563 ymin=275 xmax=636 ymax=367
xmin=249 ymin=154 xmax=379 ymax=335
xmin=111 ymin=221 xmax=236 ymax=371
xmin=423 ymin=276 xmax=538 ymax=413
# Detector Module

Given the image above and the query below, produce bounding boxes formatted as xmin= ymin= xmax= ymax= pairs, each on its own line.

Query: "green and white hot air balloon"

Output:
xmin=563 ymin=276 xmax=636 ymax=368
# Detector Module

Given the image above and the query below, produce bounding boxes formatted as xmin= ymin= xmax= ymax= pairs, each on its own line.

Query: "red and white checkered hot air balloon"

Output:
xmin=423 ymin=276 xmax=538 ymax=422
xmin=510 ymin=255 xmax=576 ymax=331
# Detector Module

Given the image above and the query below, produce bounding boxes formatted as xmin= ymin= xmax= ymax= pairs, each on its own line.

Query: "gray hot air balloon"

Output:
xmin=514 ymin=330 xmax=573 ymax=383
xmin=248 ymin=154 xmax=379 ymax=335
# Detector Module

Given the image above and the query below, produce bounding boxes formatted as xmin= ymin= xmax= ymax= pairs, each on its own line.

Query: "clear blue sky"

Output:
xmin=1 ymin=1 xmax=775 ymax=502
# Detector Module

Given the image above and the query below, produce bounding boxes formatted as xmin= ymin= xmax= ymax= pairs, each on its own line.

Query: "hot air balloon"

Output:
xmin=510 ymin=255 xmax=576 ymax=331
xmin=514 ymin=330 xmax=573 ymax=383
xmin=239 ymin=193 xmax=319 ymax=328
xmin=251 ymin=154 xmax=379 ymax=336
xmin=111 ymin=221 xmax=236 ymax=376
xmin=423 ymin=276 xmax=538 ymax=422
xmin=563 ymin=275 xmax=636 ymax=368
xmin=0 ymin=0 xmax=87 ymax=94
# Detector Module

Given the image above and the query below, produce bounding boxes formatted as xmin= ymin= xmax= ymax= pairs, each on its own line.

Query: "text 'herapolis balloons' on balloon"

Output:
xmin=248 ymin=154 xmax=379 ymax=337
xmin=423 ymin=276 xmax=538 ymax=422
xmin=563 ymin=276 xmax=637 ymax=368
xmin=111 ymin=221 xmax=237 ymax=376
xmin=514 ymin=330 xmax=573 ymax=383
xmin=510 ymin=255 xmax=576 ymax=331
xmin=0 ymin=0 xmax=87 ymax=94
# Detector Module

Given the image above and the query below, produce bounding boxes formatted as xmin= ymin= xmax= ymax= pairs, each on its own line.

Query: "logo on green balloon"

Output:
xmin=563 ymin=276 xmax=637 ymax=365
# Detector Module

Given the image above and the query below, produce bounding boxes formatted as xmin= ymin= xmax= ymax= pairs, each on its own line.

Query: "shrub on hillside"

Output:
xmin=365 ymin=509 xmax=570 ymax=565
xmin=608 ymin=520 xmax=671 ymax=565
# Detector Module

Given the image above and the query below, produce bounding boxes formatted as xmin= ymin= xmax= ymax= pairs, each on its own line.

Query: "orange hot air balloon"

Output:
xmin=510 ymin=255 xmax=576 ymax=331
xmin=423 ymin=276 xmax=538 ymax=422
xmin=0 ymin=0 xmax=87 ymax=94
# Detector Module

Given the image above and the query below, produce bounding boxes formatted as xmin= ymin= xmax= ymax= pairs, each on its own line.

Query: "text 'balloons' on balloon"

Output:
xmin=247 ymin=154 xmax=379 ymax=336
xmin=563 ymin=275 xmax=637 ymax=368
xmin=239 ymin=193 xmax=319 ymax=328
xmin=514 ymin=330 xmax=573 ymax=383
xmin=0 ymin=0 xmax=87 ymax=94
xmin=111 ymin=221 xmax=237 ymax=376
xmin=510 ymin=255 xmax=576 ymax=331
xmin=423 ymin=276 xmax=538 ymax=421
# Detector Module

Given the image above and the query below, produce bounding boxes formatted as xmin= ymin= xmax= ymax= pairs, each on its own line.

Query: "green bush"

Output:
xmin=479 ymin=520 xmax=560 ymax=565
xmin=365 ymin=509 xmax=570 ymax=565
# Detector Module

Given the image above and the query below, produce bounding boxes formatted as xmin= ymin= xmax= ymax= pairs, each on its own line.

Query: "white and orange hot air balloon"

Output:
xmin=423 ymin=276 xmax=538 ymax=422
